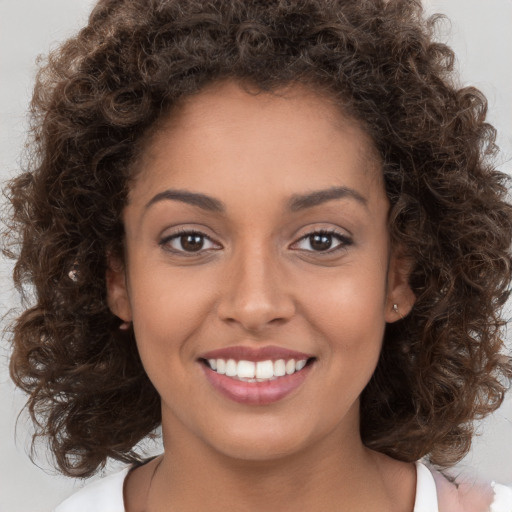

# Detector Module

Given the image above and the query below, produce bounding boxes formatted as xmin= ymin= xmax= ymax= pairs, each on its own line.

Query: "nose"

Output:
xmin=217 ymin=244 xmax=295 ymax=333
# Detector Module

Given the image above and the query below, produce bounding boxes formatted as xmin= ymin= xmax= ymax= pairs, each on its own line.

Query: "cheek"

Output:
xmin=127 ymin=266 xmax=217 ymax=372
xmin=303 ymin=264 xmax=388 ymax=336
xmin=300 ymin=262 xmax=388 ymax=384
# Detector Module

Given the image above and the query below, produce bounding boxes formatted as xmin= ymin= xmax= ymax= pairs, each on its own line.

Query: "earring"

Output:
xmin=68 ymin=269 xmax=79 ymax=282
xmin=119 ymin=321 xmax=132 ymax=331
xmin=392 ymin=303 xmax=405 ymax=320
xmin=68 ymin=261 xmax=79 ymax=282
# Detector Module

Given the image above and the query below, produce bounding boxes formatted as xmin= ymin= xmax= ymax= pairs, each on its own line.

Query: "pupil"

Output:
xmin=310 ymin=234 xmax=332 ymax=251
xmin=182 ymin=234 xmax=203 ymax=252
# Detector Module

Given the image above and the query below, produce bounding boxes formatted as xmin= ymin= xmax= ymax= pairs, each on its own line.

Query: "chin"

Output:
xmin=212 ymin=439 xmax=310 ymax=464
xmin=200 ymin=419 xmax=328 ymax=463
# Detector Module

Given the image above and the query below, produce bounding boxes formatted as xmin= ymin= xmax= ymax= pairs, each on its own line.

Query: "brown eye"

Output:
xmin=180 ymin=234 xmax=204 ymax=252
xmin=309 ymin=233 xmax=333 ymax=251
xmin=292 ymin=230 xmax=353 ymax=253
xmin=160 ymin=231 xmax=220 ymax=254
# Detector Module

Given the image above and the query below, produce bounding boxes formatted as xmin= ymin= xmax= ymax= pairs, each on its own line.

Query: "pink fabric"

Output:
xmin=431 ymin=468 xmax=495 ymax=512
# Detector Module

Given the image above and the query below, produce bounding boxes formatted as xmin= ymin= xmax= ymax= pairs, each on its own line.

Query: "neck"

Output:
xmin=144 ymin=419 xmax=414 ymax=512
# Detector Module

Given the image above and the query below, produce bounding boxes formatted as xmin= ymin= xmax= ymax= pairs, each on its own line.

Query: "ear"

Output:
xmin=106 ymin=255 xmax=132 ymax=323
xmin=385 ymin=252 xmax=416 ymax=323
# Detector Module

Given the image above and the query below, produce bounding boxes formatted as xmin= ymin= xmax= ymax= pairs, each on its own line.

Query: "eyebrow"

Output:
xmin=145 ymin=189 xmax=225 ymax=213
xmin=144 ymin=185 xmax=367 ymax=214
xmin=288 ymin=186 xmax=367 ymax=211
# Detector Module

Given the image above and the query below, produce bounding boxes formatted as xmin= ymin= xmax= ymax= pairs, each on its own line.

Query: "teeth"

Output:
xmin=295 ymin=359 xmax=307 ymax=371
xmin=216 ymin=359 xmax=226 ymax=375
xmin=225 ymin=359 xmax=237 ymax=377
xmin=274 ymin=359 xmax=286 ymax=377
xmin=237 ymin=360 xmax=255 ymax=379
xmin=207 ymin=357 xmax=310 ymax=381
xmin=256 ymin=360 xmax=274 ymax=379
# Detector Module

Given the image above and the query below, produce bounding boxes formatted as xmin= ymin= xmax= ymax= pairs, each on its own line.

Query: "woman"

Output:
xmin=4 ymin=0 xmax=512 ymax=510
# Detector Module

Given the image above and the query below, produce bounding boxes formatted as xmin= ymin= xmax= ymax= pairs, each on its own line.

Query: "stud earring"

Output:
xmin=119 ymin=321 xmax=132 ymax=331
xmin=68 ymin=261 xmax=79 ymax=282
xmin=392 ymin=303 xmax=405 ymax=320
xmin=68 ymin=269 xmax=78 ymax=282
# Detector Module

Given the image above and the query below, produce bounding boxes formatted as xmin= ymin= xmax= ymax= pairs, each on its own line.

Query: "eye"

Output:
xmin=159 ymin=230 xmax=221 ymax=254
xmin=292 ymin=230 xmax=352 ymax=253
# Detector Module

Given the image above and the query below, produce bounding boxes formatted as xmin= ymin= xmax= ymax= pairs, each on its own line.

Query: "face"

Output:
xmin=107 ymin=81 xmax=414 ymax=462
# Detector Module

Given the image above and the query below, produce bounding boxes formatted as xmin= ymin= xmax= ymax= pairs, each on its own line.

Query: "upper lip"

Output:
xmin=199 ymin=345 xmax=314 ymax=362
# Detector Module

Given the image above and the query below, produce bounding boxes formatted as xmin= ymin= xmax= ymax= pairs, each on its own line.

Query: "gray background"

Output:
xmin=0 ymin=1 xmax=511 ymax=511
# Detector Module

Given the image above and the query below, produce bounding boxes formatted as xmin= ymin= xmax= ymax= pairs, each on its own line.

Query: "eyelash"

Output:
xmin=158 ymin=229 xmax=353 ymax=255
xmin=292 ymin=229 xmax=353 ymax=254
xmin=159 ymin=229 xmax=221 ymax=255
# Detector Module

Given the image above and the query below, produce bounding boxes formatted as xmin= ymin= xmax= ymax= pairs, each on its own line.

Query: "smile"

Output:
xmin=205 ymin=358 xmax=309 ymax=382
xmin=199 ymin=347 xmax=316 ymax=405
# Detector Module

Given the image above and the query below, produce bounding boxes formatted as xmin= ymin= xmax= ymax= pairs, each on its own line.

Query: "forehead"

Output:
xmin=130 ymin=80 xmax=383 ymax=204
xmin=167 ymin=81 xmax=346 ymax=130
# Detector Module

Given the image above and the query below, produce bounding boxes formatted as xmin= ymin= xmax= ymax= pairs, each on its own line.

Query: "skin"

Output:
xmin=107 ymin=81 xmax=416 ymax=511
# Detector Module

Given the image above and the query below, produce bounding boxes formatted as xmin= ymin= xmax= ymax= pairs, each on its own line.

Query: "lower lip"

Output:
xmin=201 ymin=363 xmax=313 ymax=405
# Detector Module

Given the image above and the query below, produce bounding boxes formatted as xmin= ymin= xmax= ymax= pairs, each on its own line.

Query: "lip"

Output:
xmin=199 ymin=345 xmax=315 ymax=405
xmin=201 ymin=363 xmax=313 ymax=405
xmin=199 ymin=345 xmax=314 ymax=362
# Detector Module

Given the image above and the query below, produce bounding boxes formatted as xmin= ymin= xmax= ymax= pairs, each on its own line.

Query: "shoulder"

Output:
xmin=53 ymin=467 xmax=129 ymax=512
xmin=489 ymin=482 xmax=512 ymax=512
xmin=418 ymin=462 xmax=512 ymax=512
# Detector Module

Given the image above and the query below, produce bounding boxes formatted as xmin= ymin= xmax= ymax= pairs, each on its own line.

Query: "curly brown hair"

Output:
xmin=3 ymin=0 xmax=512 ymax=478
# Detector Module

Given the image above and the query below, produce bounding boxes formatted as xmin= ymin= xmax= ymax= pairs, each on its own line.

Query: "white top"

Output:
xmin=54 ymin=467 xmax=128 ymax=512
xmin=53 ymin=462 xmax=512 ymax=512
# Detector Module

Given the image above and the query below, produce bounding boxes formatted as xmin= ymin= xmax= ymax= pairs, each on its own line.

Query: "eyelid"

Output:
xmin=290 ymin=228 xmax=353 ymax=254
xmin=159 ymin=228 xmax=222 ymax=254
xmin=157 ymin=226 xmax=352 ymax=256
